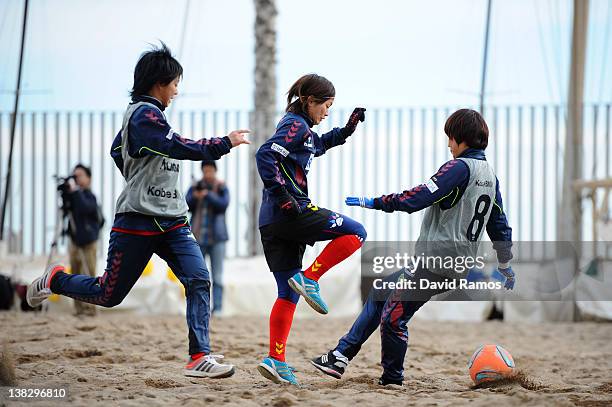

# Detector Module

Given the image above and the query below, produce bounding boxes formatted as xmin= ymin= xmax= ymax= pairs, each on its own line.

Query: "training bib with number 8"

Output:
xmin=415 ymin=157 xmax=497 ymax=278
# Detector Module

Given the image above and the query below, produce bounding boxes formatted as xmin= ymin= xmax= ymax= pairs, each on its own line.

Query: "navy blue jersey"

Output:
xmin=110 ymin=96 xmax=231 ymax=175
xmin=256 ymin=112 xmax=347 ymax=227
xmin=374 ymin=148 xmax=512 ymax=263
xmin=109 ymin=96 xmax=231 ymax=234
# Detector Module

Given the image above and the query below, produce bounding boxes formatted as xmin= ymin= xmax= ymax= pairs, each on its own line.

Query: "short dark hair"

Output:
xmin=130 ymin=42 xmax=183 ymax=99
xmin=444 ymin=109 xmax=489 ymax=149
xmin=201 ymin=160 xmax=217 ymax=170
xmin=73 ymin=163 xmax=91 ymax=178
xmin=285 ymin=74 xmax=335 ymax=115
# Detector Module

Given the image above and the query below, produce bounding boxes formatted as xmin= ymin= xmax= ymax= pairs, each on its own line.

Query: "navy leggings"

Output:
xmin=334 ymin=268 xmax=449 ymax=383
xmin=50 ymin=226 xmax=212 ymax=355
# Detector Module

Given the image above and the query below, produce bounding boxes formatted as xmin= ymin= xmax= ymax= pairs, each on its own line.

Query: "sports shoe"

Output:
xmin=26 ymin=263 xmax=64 ymax=308
xmin=378 ymin=377 xmax=403 ymax=386
xmin=183 ymin=354 xmax=235 ymax=378
xmin=311 ymin=350 xmax=348 ymax=379
xmin=257 ymin=357 xmax=299 ymax=385
xmin=288 ymin=272 xmax=328 ymax=314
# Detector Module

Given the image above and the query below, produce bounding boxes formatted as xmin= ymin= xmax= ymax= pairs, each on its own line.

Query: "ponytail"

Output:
xmin=285 ymin=74 xmax=335 ymax=114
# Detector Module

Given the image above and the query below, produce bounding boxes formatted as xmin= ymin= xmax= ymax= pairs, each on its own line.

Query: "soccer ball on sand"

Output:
xmin=468 ymin=344 xmax=515 ymax=385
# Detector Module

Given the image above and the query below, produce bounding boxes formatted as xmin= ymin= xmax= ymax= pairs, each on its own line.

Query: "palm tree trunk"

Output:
xmin=249 ymin=0 xmax=277 ymax=255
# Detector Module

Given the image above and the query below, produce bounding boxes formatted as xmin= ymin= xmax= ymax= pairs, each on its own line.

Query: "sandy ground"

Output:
xmin=0 ymin=311 xmax=611 ymax=407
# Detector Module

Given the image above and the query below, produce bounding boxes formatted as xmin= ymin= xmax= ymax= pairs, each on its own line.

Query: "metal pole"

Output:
xmin=168 ymin=0 xmax=191 ymax=121
xmin=543 ymin=106 xmax=548 ymax=241
xmin=19 ymin=113 xmax=24 ymax=253
xmin=479 ymin=0 xmax=492 ymax=113
xmin=31 ymin=113 xmax=36 ymax=253
xmin=0 ymin=0 xmax=29 ymax=240
xmin=559 ymin=0 xmax=589 ymax=243
xmin=234 ymin=110 xmax=241 ymax=257
xmin=42 ymin=112 xmax=47 ymax=253
xmin=559 ymin=0 xmax=589 ymax=321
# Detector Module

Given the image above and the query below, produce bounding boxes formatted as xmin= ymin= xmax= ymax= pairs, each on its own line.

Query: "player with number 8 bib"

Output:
xmin=311 ymin=108 xmax=514 ymax=386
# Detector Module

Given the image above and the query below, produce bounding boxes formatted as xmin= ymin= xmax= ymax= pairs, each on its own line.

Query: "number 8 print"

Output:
xmin=466 ymin=195 xmax=492 ymax=241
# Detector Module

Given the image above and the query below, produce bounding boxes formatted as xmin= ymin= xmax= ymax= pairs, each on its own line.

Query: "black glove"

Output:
xmin=275 ymin=187 xmax=302 ymax=217
xmin=341 ymin=107 xmax=366 ymax=138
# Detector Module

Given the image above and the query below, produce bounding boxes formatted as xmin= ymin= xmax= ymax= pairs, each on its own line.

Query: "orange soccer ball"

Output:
xmin=468 ymin=344 xmax=515 ymax=385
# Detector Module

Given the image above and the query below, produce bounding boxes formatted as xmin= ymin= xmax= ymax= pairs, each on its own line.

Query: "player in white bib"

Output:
xmin=27 ymin=43 xmax=250 ymax=379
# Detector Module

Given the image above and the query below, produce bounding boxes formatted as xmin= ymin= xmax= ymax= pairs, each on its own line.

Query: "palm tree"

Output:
xmin=249 ymin=0 xmax=277 ymax=255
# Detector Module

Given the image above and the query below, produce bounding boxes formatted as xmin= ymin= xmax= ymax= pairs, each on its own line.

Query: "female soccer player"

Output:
xmin=255 ymin=74 xmax=368 ymax=385
xmin=27 ymin=43 xmax=249 ymax=378
xmin=311 ymin=108 xmax=514 ymax=386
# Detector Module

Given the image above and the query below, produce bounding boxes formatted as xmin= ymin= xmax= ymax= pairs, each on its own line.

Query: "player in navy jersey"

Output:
xmin=255 ymin=74 xmax=367 ymax=385
xmin=311 ymin=109 xmax=514 ymax=386
xmin=27 ymin=43 xmax=249 ymax=378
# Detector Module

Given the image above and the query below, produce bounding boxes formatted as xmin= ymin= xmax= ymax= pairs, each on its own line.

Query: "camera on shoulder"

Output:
xmin=195 ymin=180 xmax=209 ymax=191
xmin=54 ymin=175 xmax=75 ymax=213
xmin=56 ymin=175 xmax=75 ymax=194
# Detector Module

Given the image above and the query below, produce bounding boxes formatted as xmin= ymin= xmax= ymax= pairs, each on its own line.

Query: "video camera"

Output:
xmin=195 ymin=180 xmax=210 ymax=191
xmin=54 ymin=174 xmax=75 ymax=214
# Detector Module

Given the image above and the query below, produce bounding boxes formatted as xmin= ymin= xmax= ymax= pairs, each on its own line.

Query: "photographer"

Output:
xmin=185 ymin=160 xmax=229 ymax=315
xmin=64 ymin=163 xmax=101 ymax=317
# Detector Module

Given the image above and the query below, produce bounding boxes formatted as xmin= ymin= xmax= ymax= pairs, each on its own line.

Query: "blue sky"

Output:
xmin=0 ymin=0 xmax=610 ymax=112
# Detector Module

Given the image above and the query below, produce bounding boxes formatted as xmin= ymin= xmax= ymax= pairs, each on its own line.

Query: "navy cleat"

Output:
xmin=311 ymin=350 xmax=348 ymax=379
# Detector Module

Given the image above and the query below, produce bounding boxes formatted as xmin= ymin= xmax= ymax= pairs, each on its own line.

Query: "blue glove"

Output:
xmin=466 ymin=268 xmax=488 ymax=283
xmin=497 ymin=266 xmax=515 ymax=290
xmin=345 ymin=196 xmax=375 ymax=209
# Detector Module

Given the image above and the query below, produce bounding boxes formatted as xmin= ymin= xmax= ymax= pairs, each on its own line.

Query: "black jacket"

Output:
xmin=67 ymin=189 xmax=101 ymax=246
